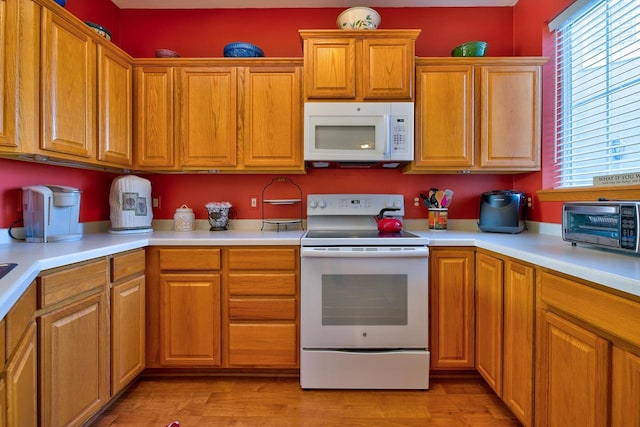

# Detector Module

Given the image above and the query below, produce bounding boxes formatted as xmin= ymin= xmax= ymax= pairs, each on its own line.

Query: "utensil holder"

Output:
xmin=429 ymin=208 xmax=448 ymax=230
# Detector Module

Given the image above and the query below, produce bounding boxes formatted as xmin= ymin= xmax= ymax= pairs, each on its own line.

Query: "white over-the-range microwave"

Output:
xmin=303 ymin=102 xmax=414 ymax=166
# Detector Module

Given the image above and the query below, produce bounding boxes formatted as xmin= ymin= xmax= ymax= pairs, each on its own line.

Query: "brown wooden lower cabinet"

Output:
xmin=537 ymin=311 xmax=610 ymax=427
xmin=226 ymin=247 xmax=299 ymax=368
xmin=110 ymin=249 xmax=146 ymax=395
xmin=159 ymin=273 xmax=222 ymax=366
xmin=429 ymin=247 xmax=475 ymax=370
xmin=146 ymin=246 xmax=300 ymax=369
xmin=4 ymin=322 xmax=37 ymax=427
xmin=537 ymin=270 xmax=640 ymax=427
xmin=475 ymin=250 xmax=535 ymax=427
xmin=38 ymin=259 xmax=109 ymax=427
xmin=612 ymin=346 xmax=640 ymax=427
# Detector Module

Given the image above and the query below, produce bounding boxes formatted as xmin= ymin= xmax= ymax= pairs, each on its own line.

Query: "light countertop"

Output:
xmin=0 ymin=227 xmax=639 ymax=320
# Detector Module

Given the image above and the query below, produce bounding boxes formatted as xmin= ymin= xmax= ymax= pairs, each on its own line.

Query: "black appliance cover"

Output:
xmin=478 ymin=190 xmax=526 ymax=234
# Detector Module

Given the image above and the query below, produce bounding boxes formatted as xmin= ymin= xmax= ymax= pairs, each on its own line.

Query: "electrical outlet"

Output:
xmin=250 ymin=197 xmax=258 ymax=208
xmin=414 ymin=197 xmax=420 ymax=207
xmin=152 ymin=197 xmax=160 ymax=208
xmin=527 ymin=196 xmax=533 ymax=210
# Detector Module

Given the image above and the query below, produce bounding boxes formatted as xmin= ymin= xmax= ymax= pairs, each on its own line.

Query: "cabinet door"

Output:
xmin=5 ymin=322 xmax=37 ymax=427
xmin=133 ymin=66 xmax=175 ymax=169
xmin=503 ymin=260 xmax=535 ymax=427
xmin=111 ymin=275 xmax=145 ymax=395
xmin=177 ymin=67 xmax=237 ymax=168
xmin=160 ymin=273 xmax=221 ymax=366
xmin=39 ymin=291 xmax=109 ymax=427
xmin=612 ymin=346 xmax=640 ymax=427
xmin=537 ymin=311 xmax=609 ymax=427
xmin=41 ymin=8 xmax=96 ymax=159
xmin=0 ymin=0 xmax=17 ymax=151
xmin=414 ymin=65 xmax=474 ymax=169
xmin=362 ymin=37 xmax=414 ymax=100
xmin=475 ymin=252 xmax=503 ymax=395
xmin=429 ymin=248 xmax=475 ymax=369
xmin=303 ymin=37 xmax=356 ymax=99
xmin=478 ymin=65 xmax=541 ymax=170
xmin=240 ymin=66 xmax=303 ymax=170
xmin=98 ymin=44 xmax=132 ymax=167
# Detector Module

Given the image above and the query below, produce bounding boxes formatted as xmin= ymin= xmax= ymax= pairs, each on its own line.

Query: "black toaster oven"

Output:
xmin=478 ymin=190 xmax=526 ymax=234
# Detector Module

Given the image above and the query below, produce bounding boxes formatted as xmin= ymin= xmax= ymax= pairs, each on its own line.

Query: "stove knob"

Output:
xmin=309 ymin=200 xmax=318 ymax=209
xmin=318 ymin=200 xmax=327 ymax=208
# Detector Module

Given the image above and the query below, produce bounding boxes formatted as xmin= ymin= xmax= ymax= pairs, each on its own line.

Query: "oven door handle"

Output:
xmin=301 ymin=247 xmax=429 ymax=258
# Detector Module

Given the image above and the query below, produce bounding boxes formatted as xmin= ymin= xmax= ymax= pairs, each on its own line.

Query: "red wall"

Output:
xmin=117 ymin=7 xmax=513 ymax=58
xmin=65 ymin=0 xmax=120 ymax=45
xmin=145 ymin=171 xmax=514 ymax=223
xmin=1 ymin=2 xmax=567 ymax=228
xmin=512 ymin=0 xmax=574 ymax=223
xmin=0 ymin=159 xmax=118 ymax=226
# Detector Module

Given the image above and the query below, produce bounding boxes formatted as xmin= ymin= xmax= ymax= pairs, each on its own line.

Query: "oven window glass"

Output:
xmin=567 ymin=212 xmax=620 ymax=238
xmin=321 ymin=274 xmax=408 ymax=325
xmin=314 ymin=125 xmax=377 ymax=151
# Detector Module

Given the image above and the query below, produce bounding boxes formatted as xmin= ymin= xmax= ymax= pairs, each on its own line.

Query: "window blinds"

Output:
xmin=554 ymin=0 xmax=640 ymax=187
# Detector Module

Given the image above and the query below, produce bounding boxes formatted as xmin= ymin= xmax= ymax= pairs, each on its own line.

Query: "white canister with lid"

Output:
xmin=174 ymin=204 xmax=195 ymax=231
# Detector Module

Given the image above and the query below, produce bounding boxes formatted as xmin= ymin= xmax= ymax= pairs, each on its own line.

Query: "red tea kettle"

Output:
xmin=374 ymin=208 xmax=403 ymax=233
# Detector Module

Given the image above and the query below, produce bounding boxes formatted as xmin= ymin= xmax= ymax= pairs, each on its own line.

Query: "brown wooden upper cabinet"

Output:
xmin=0 ymin=0 xmax=18 ymax=152
xmin=299 ymin=30 xmax=420 ymax=101
xmin=0 ymin=0 xmax=134 ymax=169
xmin=406 ymin=57 xmax=546 ymax=173
xmin=133 ymin=59 xmax=304 ymax=173
xmin=41 ymin=7 xmax=97 ymax=160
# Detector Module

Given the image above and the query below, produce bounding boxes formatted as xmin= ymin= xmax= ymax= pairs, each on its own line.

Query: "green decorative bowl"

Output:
xmin=451 ymin=41 xmax=488 ymax=57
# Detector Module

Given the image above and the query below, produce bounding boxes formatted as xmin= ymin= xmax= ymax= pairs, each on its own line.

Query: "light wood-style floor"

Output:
xmin=89 ymin=375 xmax=521 ymax=426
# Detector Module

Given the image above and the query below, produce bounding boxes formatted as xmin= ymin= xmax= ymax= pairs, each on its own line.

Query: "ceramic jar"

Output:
xmin=174 ymin=204 xmax=195 ymax=231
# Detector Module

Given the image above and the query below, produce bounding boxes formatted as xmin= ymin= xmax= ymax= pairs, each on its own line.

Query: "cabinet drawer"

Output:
xmin=159 ymin=248 xmax=221 ymax=270
xmin=228 ymin=248 xmax=297 ymax=271
xmin=540 ymin=271 xmax=640 ymax=348
xmin=39 ymin=259 xmax=108 ymax=308
xmin=228 ymin=273 xmax=297 ymax=296
xmin=228 ymin=323 xmax=297 ymax=366
xmin=6 ymin=282 xmax=36 ymax=359
xmin=110 ymin=249 xmax=145 ymax=282
xmin=229 ymin=298 xmax=296 ymax=320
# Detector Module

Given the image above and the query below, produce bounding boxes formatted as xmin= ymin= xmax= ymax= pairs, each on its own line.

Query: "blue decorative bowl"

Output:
xmin=54 ymin=0 xmax=66 ymax=6
xmin=223 ymin=42 xmax=264 ymax=58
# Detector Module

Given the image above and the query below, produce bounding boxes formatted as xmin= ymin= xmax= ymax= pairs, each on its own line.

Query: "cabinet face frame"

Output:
xmin=300 ymin=30 xmax=419 ymax=102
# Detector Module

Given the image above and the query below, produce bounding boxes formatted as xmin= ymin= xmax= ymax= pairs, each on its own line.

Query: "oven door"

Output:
xmin=300 ymin=246 xmax=429 ymax=349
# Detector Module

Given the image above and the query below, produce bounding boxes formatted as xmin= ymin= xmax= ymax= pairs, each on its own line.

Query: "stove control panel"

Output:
xmin=307 ymin=194 xmax=404 ymax=216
